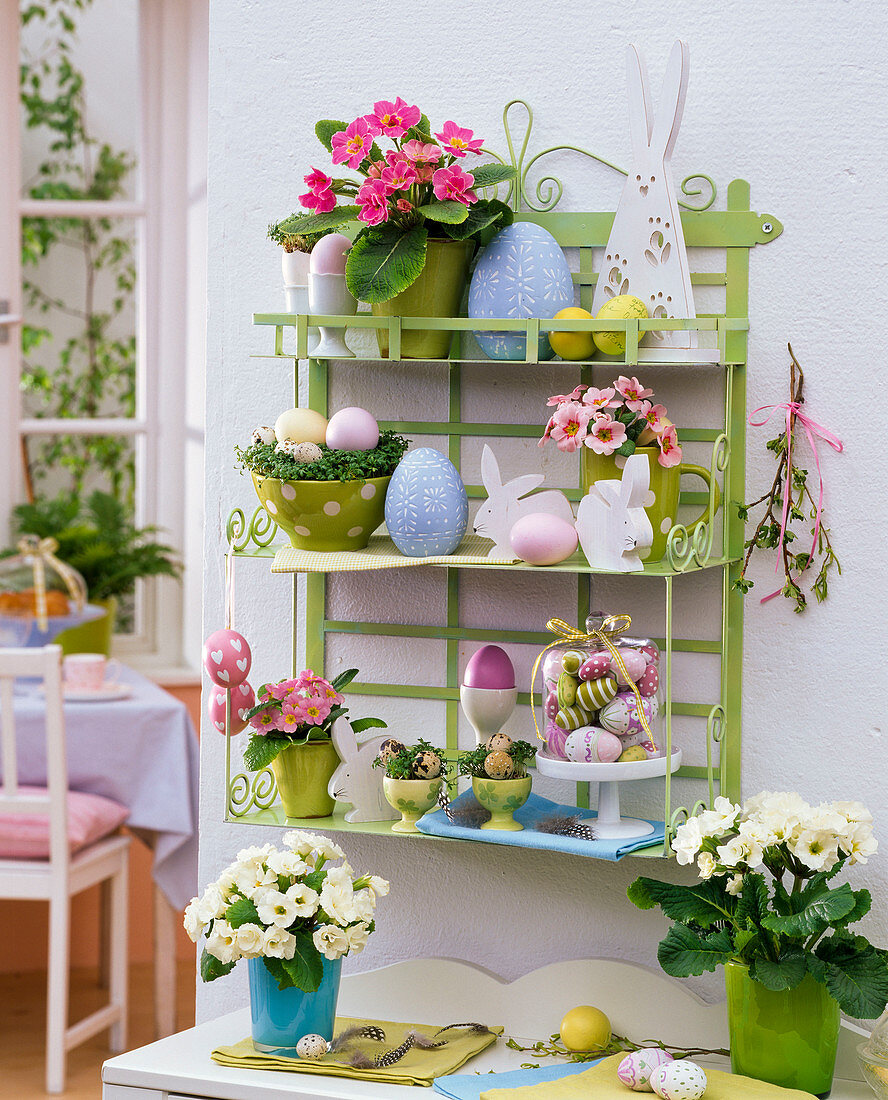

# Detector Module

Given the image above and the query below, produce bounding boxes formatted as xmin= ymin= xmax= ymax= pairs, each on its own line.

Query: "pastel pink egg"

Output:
xmin=509 ymin=513 xmax=578 ymax=566
xmin=463 ymin=644 xmax=515 ymax=689
xmin=203 ymin=628 xmax=252 ymax=687
xmin=637 ymin=664 xmax=660 ymax=697
xmin=544 ymin=720 xmax=569 ymax=759
xmin=542 ymin=650 xmax=564 ymax=683
xmin=325 ymin=407 xmax=380 ymax=451
xmin=207 ymin=681 xmax=255 ymax=736
xmin=545 ymin=691 xmax=559 ymax=720
xmin=564 ymin=725 xmax=622 ymax=763
xmin=641 ymin=643 xmax=660 ymax=665
xmin=618 ymin=1048 xmax=674 ymax=1090
xmin=309 ymin=233 xmax=352 ymax=275
xmin=612 ymin=648 xmax=648 ymax=685
xmin=579 ymin=652 xmax=611 ymax=681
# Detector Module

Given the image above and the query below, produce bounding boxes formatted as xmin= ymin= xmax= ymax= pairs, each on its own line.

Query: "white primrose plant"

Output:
xmin=184 ymin=831 xmax=389 ymax=991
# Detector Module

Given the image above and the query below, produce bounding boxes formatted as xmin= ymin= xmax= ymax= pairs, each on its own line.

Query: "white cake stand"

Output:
xmin=535 ymin=749 xmax=683 ymax=839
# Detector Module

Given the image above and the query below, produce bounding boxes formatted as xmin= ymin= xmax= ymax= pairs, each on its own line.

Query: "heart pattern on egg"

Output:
xmin=236 ymin=658 xmax=248 ymax=672
xmin=217 ymin=670 xmax=229 ymax=682
xmin=210 ymin=650 xmax=223 ymax=664
xmin=230 ymin=638 xmax=242 ymax=652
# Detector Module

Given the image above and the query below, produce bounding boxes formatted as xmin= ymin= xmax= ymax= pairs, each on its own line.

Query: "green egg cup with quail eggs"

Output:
xmin=471 ymin=776 xmax=532 ymax=831
xmin=383 ymin=777 xmax=444 ymax=833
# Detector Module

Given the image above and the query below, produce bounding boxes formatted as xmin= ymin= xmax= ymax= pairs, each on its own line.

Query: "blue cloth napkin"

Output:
xmin=434 ymin=1060 xmax=602 ymax=1099
xmin=415 ymin=791 xmax=665 ymax=860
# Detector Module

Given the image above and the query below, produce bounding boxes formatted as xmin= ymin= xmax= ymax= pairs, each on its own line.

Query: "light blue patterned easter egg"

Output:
xmin=468 ymin=222 xmax=574 ymax=360
xmin=385 ymin=448 xmax=468 ymax=557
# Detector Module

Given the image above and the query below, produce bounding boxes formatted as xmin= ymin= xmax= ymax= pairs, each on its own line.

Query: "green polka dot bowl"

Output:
xmin=252 ymin=472 xmax=391 ymax=551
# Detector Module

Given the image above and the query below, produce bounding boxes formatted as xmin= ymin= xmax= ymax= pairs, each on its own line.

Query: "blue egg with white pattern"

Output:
xmin=468 ymin=222 xmax=574 ymax=360
xmin=385 ymin=448 xmax=468 ymax=557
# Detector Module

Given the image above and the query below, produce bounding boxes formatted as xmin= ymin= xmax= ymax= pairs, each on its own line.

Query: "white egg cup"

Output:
xmin=283 ymin=284 xmax=320 ymax=355
xmin=460 ymin=684 xmax=518 ymax=745
xmin=308 ymin=272 xmax=356 ymax=359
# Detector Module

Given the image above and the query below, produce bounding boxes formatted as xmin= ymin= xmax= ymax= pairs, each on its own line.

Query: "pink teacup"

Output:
xmin=63 ymin=653 xmax=119 ymax=692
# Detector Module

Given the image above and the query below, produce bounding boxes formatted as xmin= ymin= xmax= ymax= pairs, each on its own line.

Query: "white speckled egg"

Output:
xmin=296 ymin=1033 xmax=329 ymax=1060
xmin=509 ymin=512 xmax=578 ymax=566
xmin=326 ymin=407 xmax=380 ymax=452
xmin=650 ymin=1059 xmax=707 ymax=1100
xmin=617 ymin=1048 xmax=674 ymax=1091
xmin=385 ymin=448 xmax=468 ymax=556
xmin=251 ymin=425 xmax=276 ymax=445
xmin=276 ymin=439 xmax=300 ymax=457
xmin=292 ymin=441 xmax=323 ymax=463
xmin=564 ymin=725 xmax=622 ymax=763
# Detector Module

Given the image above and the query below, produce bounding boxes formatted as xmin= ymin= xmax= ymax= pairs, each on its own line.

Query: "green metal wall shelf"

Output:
xmin=223 ymin=101 xmax=781 ymax=857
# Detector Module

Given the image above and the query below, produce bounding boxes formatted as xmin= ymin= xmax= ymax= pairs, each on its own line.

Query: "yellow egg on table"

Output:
xmin=593 ymin=295 xmax=648 ymax=356
xmin=274 ymin=407 xmax=329 ymax=446
xmin=549 ymin=307 xmax=595 ymax=361
xmin=560 ymin=1005 xmax=612 ymax=1051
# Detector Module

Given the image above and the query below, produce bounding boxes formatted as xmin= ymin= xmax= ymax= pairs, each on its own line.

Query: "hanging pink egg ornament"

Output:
xmin=203 ymin=628 xmax=252 ymax=687
xmin=509 ymin=513 xmax=578 ymax=566
xmin=612 ymin=648 xmax=648 ymax=685
xmin=207 ymin=680 xmax=254 ymax=736
xmin=325 ymin=407 xmax=380 ymax=452
xmin=618 ymin=1048 xmax=674 ymax=1091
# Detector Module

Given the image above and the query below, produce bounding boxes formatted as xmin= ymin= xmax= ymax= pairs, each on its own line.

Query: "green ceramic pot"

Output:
xmin=269 ymin=741 xmax=340 ymax=819
xmin=472 ymin=775 xmax=532 ymax=831
xmin=725 ymin=960 xmax=840 ymax=1098
xmin=581 ymin=445 xmax=719 ymax=563
xmin=54 ymin=595 xmax=117 ymax=656
xmin=371 ymin=239 xmax=473 ymax=360
xmin=382 ymin=776 xmax=442 ymax=833
xmin=252 ymin=472 xmax=390 ymax=551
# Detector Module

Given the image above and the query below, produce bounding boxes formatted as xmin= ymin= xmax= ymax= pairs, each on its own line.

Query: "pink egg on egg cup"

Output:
xmin=308 ymin=234 xmax=356 ymax=358
xmin=309 ymin=233 xmax=352 ymax=275
xmin=460 ymin=644 xmax=518 ymax=745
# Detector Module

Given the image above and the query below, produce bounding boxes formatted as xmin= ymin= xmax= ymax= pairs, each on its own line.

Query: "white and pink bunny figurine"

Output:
xmin=576 ymin=453 xmax=653 ymax=572
xmin=473 ymin=444 xmax=574 ymax=558
xmin=326 ymin=717 xmax=397 ymax=823
xmin=590 ymin=40 xmax=697 ymax=350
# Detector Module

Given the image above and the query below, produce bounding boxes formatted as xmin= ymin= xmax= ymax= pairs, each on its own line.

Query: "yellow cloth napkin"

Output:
xmin=211 ymin=1015 xmax=502 ymax=1088
xmin=480 ymin=1054 xmax=819 ymax=1099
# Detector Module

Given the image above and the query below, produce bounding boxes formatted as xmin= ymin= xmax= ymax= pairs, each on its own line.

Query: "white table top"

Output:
xmin=102 ymin=957 xmax=874 ymax=1100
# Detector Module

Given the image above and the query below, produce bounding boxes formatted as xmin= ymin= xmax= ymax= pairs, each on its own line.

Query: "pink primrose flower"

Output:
xmin=396 ymin=198 xmax=414 ymax=213
xmin=432 ymin=165 xmax=478 ymax=205
xmin=381 ymin=157 xmax=418 ymax=191
xmin=583 ymin=412 xmax=628 ymax=455
xmin=413 ymin=162 xmax=437 ymax=183
xmin=300 ymin=187 xmax=337 ymax=213
xmin=640 ymin=402 xmax=668 ymax=433
xmin=249 ymin=706 xmax=278 ymax=734
xmin=301 ymin=697 xmax=332 ymax=726
xmin=356 ymin=179 xmax=391 ymax=226
xmin=657 ymin=425 xmax=682 ymax=467
xmin=365 ymin=97 xmax=421 ymax=138
xmin=401 ymin=140 xmax=443 ymax=163
xmin=538 ymin=414 xmax=556 ymax=447
xmin=268 ymin=680 xmax=292 ymax=701
xmin=303 ymin=166 xmax=332 ymax=192
xmin=550 ymin=402 xmax=594 ymax=453
xmin=277 ymin=704 xmax=306 ymax=734
xmin=614 ymin=375 xmax=654 ymax=412
xmin=365 ymin=159 xmax=385 ymax=180
xmin=547 ymin=385 xmax=587 ymax=407
xmin=331 ymin=117 xmax=376 ymax=170
xmin=434 ymin=120 xmax=484 ymax=157
xmin=581 ymin=386 xmax=618 ymax=410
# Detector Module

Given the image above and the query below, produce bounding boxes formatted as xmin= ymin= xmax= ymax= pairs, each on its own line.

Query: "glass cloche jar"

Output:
xmin=0 ymin=536 xmax=101 ymax=646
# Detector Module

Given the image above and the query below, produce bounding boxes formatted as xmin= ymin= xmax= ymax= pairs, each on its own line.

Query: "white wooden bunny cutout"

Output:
xmin=591 ymin=40 xmax=697 ymax=351
xmin=473 ymin=444 xmax=574 ymax=557
xmin=326 ymin=717 xmax=397 ymax=823
xmin=576 ymin=453 xmax=654 ymax=572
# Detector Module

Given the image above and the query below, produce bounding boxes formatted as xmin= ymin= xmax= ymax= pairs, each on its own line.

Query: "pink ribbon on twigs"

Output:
xmin=748 ymin=401 xmax=843 ymax=602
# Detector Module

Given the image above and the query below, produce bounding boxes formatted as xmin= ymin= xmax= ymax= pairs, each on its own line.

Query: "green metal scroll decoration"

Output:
xmin=666 ymin=433 xmax=730 ymax=572
xmin=483 ymin=99 xmax=717 ymax=214
xmin=664 ymin=703 xmax=727 ymax=849
xmin=228 ymin=767 xmax=278 ymax=819
xmin=226 ymin=505 xmax=278 ymax=552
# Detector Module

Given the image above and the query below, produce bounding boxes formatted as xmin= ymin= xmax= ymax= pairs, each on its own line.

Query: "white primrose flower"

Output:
xmin=671 ymin=816 xmax=704 ymax=866
xmin=236 ymin=843 xmax=275 ymax=865
xmin=725 ymin=874 xmax=744 ymax=896
xmin=841 ymin=822 xmax=878 ymax=866
xmin=716 ymin=834 xmax=760 ymax=870
xmin=350 ymin=889 xmax=376 ymax=923
xmin=195 ymin=883 xmax=227 ymax=924
xmin=183 ymin=897 xmax=204 ymax=942
xmin=286 ymin=882 xmax=320 ymax=918
xmin=367 ymin=875 xmax=390 ymax=898
xmin=234 ymin=922 xmax=266 ymax=958
xmin=696 ymin=797 xmax=740 ymax=838
xmin=265 ymin=848 xmax=309 ymax=879
xmin=790 ymin=828 xmax=840 ymax=873
xmin=832 ymin=800 xmax=874 ymax=826
xmin=263 ymin=926 xmax=297 ymax=959
xmin=283 ymin=831 xmax=345 ymax=863
xmin=320 ymin=876 xmax=357 ymax=925
xmin=345 ymin=922 xmax=370 ymax=953
xmin=205 ymin=918 xmax=240 ymax=965
xmin=313 ymin=923 xmax=350 ymax=961
xmin=256 ymin=888 xmax=301 ymax=928
xmin=697 ymin=851 xmax=718 ymax=879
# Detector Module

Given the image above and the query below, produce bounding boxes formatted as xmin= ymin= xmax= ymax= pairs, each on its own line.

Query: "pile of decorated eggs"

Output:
xmin=250 ymin=404 xmax=382 ymax=464
xmin=617 ymin=1049 xmax=707 ymax=1097
xmin=542 ymin=640 xmax=662 ymax=763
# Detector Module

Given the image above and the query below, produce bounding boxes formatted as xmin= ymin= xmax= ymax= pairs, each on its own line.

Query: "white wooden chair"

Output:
xmin=0 ymin=645 xmax=131 ymax=1093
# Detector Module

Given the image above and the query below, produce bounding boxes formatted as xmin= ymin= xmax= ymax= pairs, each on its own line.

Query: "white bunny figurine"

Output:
xmin=590 ymin=40 xmax=697 ymax=350
xmin=326 ymin=717 xmax=397 ymax=823
xmin=576 ymin=453 xmax=654 ymax=572
xmin=473 ymin=444 xmax=574 ymax=557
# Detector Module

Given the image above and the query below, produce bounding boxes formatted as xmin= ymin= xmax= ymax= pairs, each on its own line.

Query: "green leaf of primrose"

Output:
xmin=200 ymin=948 xmax=236 ymax=983
xmin=331 ymin=668 xmax=359 ymax=691
xmin=750 ymin=950 xmax=807 ymax=992
xmin=243 ymin=734 xmax=288 ymax=772
xmin=761 ymin=882 xmax=857 ymax=938
xmin=345 ymin=223 xmax=427 ymax=303
xmin=469 ymin=163 xmax=517 ymax=189
xmin=627 ymin=876 xmax=732 ymax=929
xmin=279 ymin=930 xmax=325 ymax=992
xmin=316 ymin=119 xmax=347 ymax=153
xmin=417 ymin=200 xmax=469 ymax=224
xmin=351 ymin=716 xmax=388 ymax=733
xmin=735 ymin=872 xmax=770 ymax=927
xmin=657 ymin=925 xmax=733 ymax=978
xmin=443 ymin=199 xmax=513 ymax=242
xmin=278 ymin=205 xmax=359 ymax=236
xmin=809 ymin=939 xmax=888 ymax=1018
xmin=225 ymin=896 xmax=260 ymax=929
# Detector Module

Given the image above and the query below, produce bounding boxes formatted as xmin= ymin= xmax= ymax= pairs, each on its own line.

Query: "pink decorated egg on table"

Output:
xmin=545 ymin=691 xmax=559 ymax=720
xmin=578 ymin=652 xmax=611 ymax=681
xmin=203 ymin=629 xmax=252 ymax=687
xmin=544 ymin=720 xmax=569 ymax=759
xmin=618 ymin=1048 xmax=674 ymax=1091
xmin=611 ymin=648 xmax=647 ymax=685
xmin=637 ymin=663 xmax=659 ymax=697
xmin=564 ymin=725 xmax=622 ymax=763
xmin=325 ymin=407 xmax=380 ymax=452
xmin=207 ymin=681 xmax=255 ymax=736
xmin=309 ymin=233 xmax=352 ymax=274
xmin=509 ymin=513 xmax=578 ymax=566
xmin=463 ymin=645 xmax=515 ymax=689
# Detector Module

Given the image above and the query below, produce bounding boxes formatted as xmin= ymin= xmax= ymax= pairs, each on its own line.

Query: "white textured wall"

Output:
xmin=199 ymin=0 xmax=888 ymax=1021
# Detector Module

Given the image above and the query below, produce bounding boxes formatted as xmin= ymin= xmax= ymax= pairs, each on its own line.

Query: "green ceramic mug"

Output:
xmin=581 ymin=445 xmax=719 ymax=563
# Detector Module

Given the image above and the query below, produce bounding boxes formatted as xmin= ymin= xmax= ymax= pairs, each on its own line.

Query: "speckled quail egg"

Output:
xmin=484 ymin=733 xmax=513 ymax=753
xmin=411 ymin=750 xmax=443 ymax=779
xmin=296 ymin=1033 xmax=329 ymax=1060
xmin=292 ymin=441 xmax=323 ymax=464
xmin=377 ymin=738 xmax=405 ymax=764
xmin=275 ymin=439 xmax=300 ymax=458
xmin=251 ymin=425 xmax=276 ymax=446
xmin=484 ymin=750 xmax=514 ymax=779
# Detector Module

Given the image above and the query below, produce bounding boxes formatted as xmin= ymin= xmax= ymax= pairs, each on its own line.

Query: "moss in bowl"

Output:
xmin=236 ymin=431 xmax=409 ymax=551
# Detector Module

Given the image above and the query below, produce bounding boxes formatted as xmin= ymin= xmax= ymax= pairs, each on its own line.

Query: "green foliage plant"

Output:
xmin=266 ymin=220 xmax=331 ymax=254
xmin=458 ymin=740 xmax=537 ymax=780
xmin=235 ymin=431 xmax=409 ymax=483
xmin=628 ymin=791 xmax=888 ymax=1019
xmin=371 ymin=739 xmax=446 ymax=780
xmin=20 ymin=0 xmax=138 ymax=505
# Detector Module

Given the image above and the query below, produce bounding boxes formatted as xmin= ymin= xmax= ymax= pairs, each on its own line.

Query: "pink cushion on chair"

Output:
xmin=0 ymin=786 xmax=129 ymax=859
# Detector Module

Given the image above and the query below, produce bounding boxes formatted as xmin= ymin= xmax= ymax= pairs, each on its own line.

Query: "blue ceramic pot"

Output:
xmin=248 ymin=955 xmax=342 ymax=1053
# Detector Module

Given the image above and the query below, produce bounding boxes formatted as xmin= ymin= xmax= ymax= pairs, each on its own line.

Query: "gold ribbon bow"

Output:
xmin=530 ymin=614 xmax=657 ymax=751
xmin=16 ymin=536 xmax=87 ymax=631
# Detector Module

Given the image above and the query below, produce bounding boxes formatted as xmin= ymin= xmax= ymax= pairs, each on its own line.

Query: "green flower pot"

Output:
xmin=472 ymin=776 xmax=532 ymax=831
xmin=383 ymin=776 xmax=442 ymax=833
xmin=54 ymin=595 xmax=117 ymax=656
xmin=269 ymin=740 xmax=340 ymax=819
xmin=371 ymin=239 xmax=473 ymax=360
xmin=252 ymin=472 xmax=390 ymax=551
xmin=725 ymin=960 xmax=840 ymax=1098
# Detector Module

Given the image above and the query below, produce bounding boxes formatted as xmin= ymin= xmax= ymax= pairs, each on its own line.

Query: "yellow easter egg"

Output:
xmin=593 ymin=295 xmax=648 ymax=356
xmin=549 ymin=307 xmax=595 ymax=361
xmin=560 ymin=1005 xmax=612 ymax=1052
xmin=618 ymin=745 xmax=648 ymax=763
xmin=274 ymin=407 xmax=329 ymax=446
